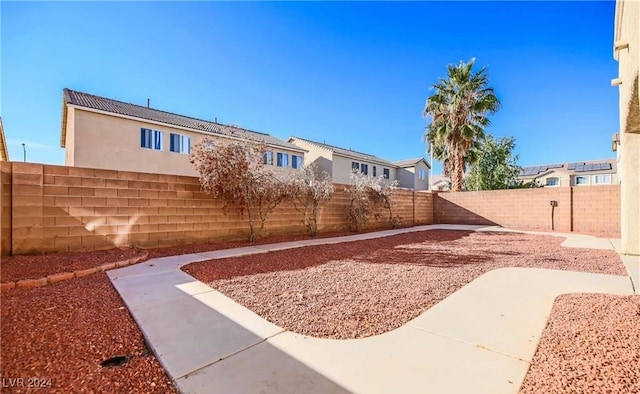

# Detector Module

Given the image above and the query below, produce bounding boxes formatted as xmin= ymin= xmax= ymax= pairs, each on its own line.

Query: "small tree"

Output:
xmin=464 ymin=133 xmax=522 ymax=191
xmin=345 ymin=170 xmax=399 ymax=232
xmin=368 ymin=176 xmax=401 ymax=228
xmin=286 ymin=163 xmax=334 ymax=236
xmin=189 ymin=137 xmax=288 ymax=243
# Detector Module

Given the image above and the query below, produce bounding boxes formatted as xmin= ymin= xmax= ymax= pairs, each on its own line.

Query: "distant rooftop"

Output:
xmin=393 ymin=158 xmax=430 ymax=168
xmin=61 ymin=88 xmax=304 ymax=152
xmin=288 ymin=136 xmax=395 ymax=166
xmin=519 ymin=159 xmax=616 ymax=177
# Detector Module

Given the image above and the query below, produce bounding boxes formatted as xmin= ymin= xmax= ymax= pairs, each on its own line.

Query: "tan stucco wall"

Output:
xmin=414 ymin=161 xmax=430 ymax=191
xmin=288 ymin=139 xmax=334 ymax=176
xmin=64 ymin=107 xmax=75 ymax=166
xmin=397 ymin=167 xmax=415 ymax=189
xmin=332 ymin=154 xmax=396 ymax=184
xmin=68 ymin=108 xmax=303 ymax=176
xmin=615 ymin=0 xmax=640 ymax=256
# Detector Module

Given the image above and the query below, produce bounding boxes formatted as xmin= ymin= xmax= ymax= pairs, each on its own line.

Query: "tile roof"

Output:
xmin=288 ymin=136 xmax=395 ymax=166
xmin=393 ymin=158 xmax=430 ymax=168
xmin=61 ymin=89 xmax=305 ymax=152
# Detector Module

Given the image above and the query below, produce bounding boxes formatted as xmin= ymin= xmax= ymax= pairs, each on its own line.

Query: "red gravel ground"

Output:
xmin=183 ymin=230 xmax=627 ymax=339
xmin=520 ymin=294 xmax=640 ymax=394
xmin=0 ymin=273 xmax=177 ymax=393
xmin=1 ymin=248 xmax=144 ymax=283
xmin=145 ymin=229 xmax=369 ymax=259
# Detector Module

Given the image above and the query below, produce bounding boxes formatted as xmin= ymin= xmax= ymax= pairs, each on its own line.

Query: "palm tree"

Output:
xmin=423 ymin=58 xmax=500 ymax=191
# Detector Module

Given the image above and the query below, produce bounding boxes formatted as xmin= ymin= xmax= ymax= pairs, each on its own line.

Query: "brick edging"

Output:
xmin=0 ymin=251 xmax=149 ymax=291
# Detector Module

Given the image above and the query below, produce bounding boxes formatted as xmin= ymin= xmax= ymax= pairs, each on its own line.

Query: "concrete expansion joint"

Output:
xmin=176 ymin=329 xmax=287 ymax=381
xmin=406 ymin=324 xmax=532 ymax=364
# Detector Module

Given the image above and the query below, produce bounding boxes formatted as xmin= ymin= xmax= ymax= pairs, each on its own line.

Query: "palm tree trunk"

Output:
xmin=452 ymin=148 xmax=465 ymax=192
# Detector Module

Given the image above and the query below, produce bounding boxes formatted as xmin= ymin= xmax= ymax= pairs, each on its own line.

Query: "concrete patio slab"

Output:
xmin=106 ymin=224 xmax=636 ymax=394
xmin=191 ymin=290 xmax=284 ymax=339
xmin=267 ymin=325 xmax=530 ymax=394
xmin=109 ymin=270 xmax=203 ymax=308
xmin=129 ymin=294 xmax=268 ymax=380
xmin=406 ymin=281 xmax=554 ymax=361
xmin=196 ymin=246 xmax=267 ymax=259
xmin=176 ymin=340 xmax=352 ymax=394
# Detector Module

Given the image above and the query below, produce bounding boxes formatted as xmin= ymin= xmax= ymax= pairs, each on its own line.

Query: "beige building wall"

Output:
xmin=67 ymin=108 xmax=304 ymax=177
xmin=413 ymin=161 xmax=430 ymax=190
xmin=614 ymin=0 xmax=640 ymax=256
xmin=287 ymin=138 xmax=334 ymax=175
xmin=332 ymin=154 xmax=396 ymax=185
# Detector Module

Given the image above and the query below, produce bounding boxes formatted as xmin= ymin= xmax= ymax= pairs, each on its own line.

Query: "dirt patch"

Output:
xmin=183 ymin=230 xmax=627 ymax=339
xmin=520 ymin=293 xmax=640 ymax=394
xmin=0 ymin=273 xmax=176 ymax=393
xmin=1 ymin=248 xmax=144 ymax=283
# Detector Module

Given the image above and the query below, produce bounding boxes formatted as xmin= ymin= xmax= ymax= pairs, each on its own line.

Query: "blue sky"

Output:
xmin=2 ymin=1 xmax=619 ymax=175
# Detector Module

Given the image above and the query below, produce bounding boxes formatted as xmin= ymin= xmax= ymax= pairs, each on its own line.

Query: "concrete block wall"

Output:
xmin=2 ymin=164 xmax=431 ymax=255
xmin=572 ymin=185 xmax=621 ymax=235
xmin=0 ymin=162 xmax=621 ymax=256
xmin=434 ymin=187 xmax=620 ymax=236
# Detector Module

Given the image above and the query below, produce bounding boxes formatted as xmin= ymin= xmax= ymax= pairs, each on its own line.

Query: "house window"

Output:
xmin=277 ymin=152 xmax=289 ymax=168
xmin=361 ymin=163 xmax=368 ymax=175
xmin=264 ymin=151 xmax=274 ymax=165
xmin=169 ymin=133 xmax=190 ymax=154
xmin=292 ymin=155 xmax=303 ymax=169
xmin=594 ymin=174 xmax=611 ymax=184
xmin=373 ymin=166 xmax=377 ymax=177
xmin=418 ymin=169 xmax=426 ymax=180
xmin=546 ymin=177 xmax=559 ymax=187
xmin=352 ymin=162 xmax=360 ymax=172
xmin=141 ymin=128 xmax=163 ymax=150
xmin=383 ymin=168 xmax=390 ymax=179
xmin=575 ymin=176 xmax=589 ymax=185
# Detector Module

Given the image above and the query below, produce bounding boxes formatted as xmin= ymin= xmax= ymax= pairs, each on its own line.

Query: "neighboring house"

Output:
xmin=287 ymin=136 xmax=430 ymax=190
xmin=518 ymin=159 xmax=618 ymax=187
xmin=0 ymin=117 xmax=8 ymax=161
xmin=431 ymin=175 xmax=451 ymax=191
xmin=61 ymin=89 xmax=306 ymax=176
xmin=393 ymin=158 xmax=431 ymax=190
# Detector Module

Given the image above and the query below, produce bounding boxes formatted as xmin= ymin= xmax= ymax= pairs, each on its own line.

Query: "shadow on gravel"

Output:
xmin=182 ymin=230 xmax=476 ymax=281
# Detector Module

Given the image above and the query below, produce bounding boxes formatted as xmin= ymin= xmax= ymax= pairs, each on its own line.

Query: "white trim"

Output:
xmin=68 ymin=104 xmax=307 ymax=154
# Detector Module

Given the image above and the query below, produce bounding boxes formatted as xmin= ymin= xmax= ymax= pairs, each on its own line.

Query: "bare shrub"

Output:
xmin=189 ymin=137 xmax=288 ymax=243
xmin=286 ymin=163 xmax=334 ymax=237
xmin=345 ymin=170 xmax=399 ymax=232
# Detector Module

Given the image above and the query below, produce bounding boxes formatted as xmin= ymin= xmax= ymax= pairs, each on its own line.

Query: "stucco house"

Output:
xmin=393 ymin=158 xmax=431 ymax=190
xmin=287 ymin=136 xmax=430 ymax=190
xmin=613 ymin=0 xmax=639 ymax=257
xmin=518 ymin=159 xmax=618 ymax=187
xmin=0 ymin=117 xmax=8 ymax=161
xmin=61 ymin=89 xmax=306 ymax=176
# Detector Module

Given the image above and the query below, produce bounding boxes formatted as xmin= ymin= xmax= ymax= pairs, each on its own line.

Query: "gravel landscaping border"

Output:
xmin=183 ymin=230 xmax=627 ymax=339
xmin=519 ymin=293 xmax=640 ymax=393
xmin=0 ymin=273 xmax=177 ymax=393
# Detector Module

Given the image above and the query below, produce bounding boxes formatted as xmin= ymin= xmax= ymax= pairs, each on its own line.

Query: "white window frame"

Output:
xmin=141 ymin=128 xmax=163 ymax=151
xmin=575 ymin=176 xmax=589 ymax=186
xmin=418 ymin=169 xmax=426 ymax=180
xmin=361 ymin=163 xmax=368 ymax=175
xmin=264 ymin=151 xmax=274 ymax=166
xmin=546 ymin=177 xmax=559 ymax=187
xmin=383 ymin=168 xmax=390 ymax=179
xmin=277 ymin=152 xmax=289 ymax=168
xmin=594 ymin=174 xmax=611 ymax=184
xmin=292 ymin=155 xmax=303 ymax=169
xmin=169 ymin=133 xmax=190 ymax=154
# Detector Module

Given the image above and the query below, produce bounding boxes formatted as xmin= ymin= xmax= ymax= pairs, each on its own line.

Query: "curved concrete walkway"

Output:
xmin=107 ymin=225 xmax=635 ymax=394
